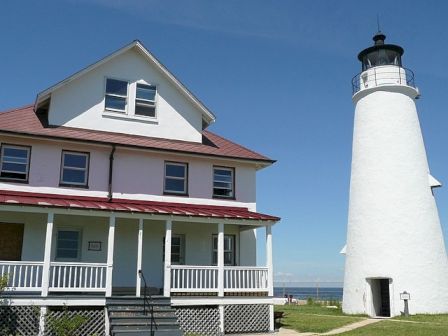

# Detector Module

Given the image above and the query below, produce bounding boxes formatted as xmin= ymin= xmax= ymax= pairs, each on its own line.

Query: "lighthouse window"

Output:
xmin=362 ymin=50 xmax=402 ymax=70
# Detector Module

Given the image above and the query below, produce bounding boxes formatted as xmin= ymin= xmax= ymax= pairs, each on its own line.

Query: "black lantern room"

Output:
xmin=358 ymin=32 xmax=404 ymax=71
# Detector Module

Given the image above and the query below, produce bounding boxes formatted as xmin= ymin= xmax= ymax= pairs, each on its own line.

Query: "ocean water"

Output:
xmin=274 ymin=287 xmax=343 ymax=300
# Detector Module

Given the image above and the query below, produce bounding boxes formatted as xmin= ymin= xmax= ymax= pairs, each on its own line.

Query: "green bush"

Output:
xmin=46 ymin=308 xmax=88 ymax=336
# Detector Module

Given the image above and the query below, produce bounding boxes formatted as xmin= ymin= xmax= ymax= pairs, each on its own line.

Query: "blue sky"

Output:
xmin=2 ymin=0 xmax=448 ymax=286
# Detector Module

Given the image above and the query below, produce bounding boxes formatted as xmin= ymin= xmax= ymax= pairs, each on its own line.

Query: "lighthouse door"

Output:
xmin=370 ymin=278 xmax=391 ymax=317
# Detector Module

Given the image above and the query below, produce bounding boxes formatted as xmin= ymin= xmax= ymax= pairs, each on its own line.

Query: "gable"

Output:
xmin=41 ymin=42 xmax=215 ymax=143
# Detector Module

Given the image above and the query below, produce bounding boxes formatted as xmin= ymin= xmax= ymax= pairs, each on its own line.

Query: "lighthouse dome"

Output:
xmin=358 ymin=32 xmax=404 ymax=71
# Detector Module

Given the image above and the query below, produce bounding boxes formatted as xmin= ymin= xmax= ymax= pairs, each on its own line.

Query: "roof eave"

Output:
xmin=0 ymin=129 xmax=275 ymax=166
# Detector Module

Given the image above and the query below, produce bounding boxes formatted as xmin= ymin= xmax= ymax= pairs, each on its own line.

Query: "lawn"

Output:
xmin=275 ymin=304 xmax=365 ymax=333
xmin=275 ymin=305 xmax=448 ymax=335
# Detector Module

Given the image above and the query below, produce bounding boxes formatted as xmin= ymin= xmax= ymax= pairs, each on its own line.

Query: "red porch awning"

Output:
xmin=0 ymin=190 xmax=280 ymax=222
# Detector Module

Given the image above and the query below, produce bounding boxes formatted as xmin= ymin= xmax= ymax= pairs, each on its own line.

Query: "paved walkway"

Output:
xmin=275 ymin=318 xmax=382 ymax=336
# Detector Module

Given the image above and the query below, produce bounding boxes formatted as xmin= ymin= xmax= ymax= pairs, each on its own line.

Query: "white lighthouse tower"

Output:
xmin=342 ymin=32 xmax=448 ymax=317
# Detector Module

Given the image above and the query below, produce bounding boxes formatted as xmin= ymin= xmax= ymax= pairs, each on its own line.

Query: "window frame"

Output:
xmin=163 ymin=161 xmax=189 ymax=196
xmin=212 ymin=166 xmax=235 ymax=199
xmin=55 ymin=228 xmax=82 ymax=261
xmin=104 ymin=77 xmax=130 ymax=114
xmin=135 ymin=82 xmax=158 ymax=118
xmin=212 ymin=234 xmax=236 ymax=266
xmin=59 ymin=150 xmax=90 ymax=188
xmin=162 ymin=234 xmax=186 ymax=265
xmin=0 ymin=143 xmax=31 ymax=183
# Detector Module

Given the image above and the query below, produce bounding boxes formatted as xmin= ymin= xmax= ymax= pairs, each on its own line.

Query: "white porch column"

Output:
xmin=41 ymin=212 xmax=54 ymax=297
xmin=136 ymin=218 xmax=144 ymax=297
xmin=106 ymin=214 xmax=116 ymax=297
xmin=163 ymin=219 xmax=172 ymax=297
xmin=217 ymin=222 xmax=224 ymax=297
xmin=266 ymin=224 xmax=274 ymax=296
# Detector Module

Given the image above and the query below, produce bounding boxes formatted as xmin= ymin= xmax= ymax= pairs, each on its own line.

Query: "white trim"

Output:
xmin=41 ymin=212 xmax=54 ymax=297
xmin=135 ymin=83 xmax=158 ymax=119
xmin=266 ymin=224 xmax=273 ymax=296
xmin=136 ymin=218 xmax=143 ymax=297
xmin=164 ymin=219 xmax=172 ymax=297
xmin=105 ymin=215 xmax=115 ymax=297
xmin=217 ymin=223 xmax=224 ymax=297
xmin=171 ymin=296 xmax=275 ymax=306
xmin=104 ymin=77 xmax=130 ymax=114
xmin=35 ymin=40 xmax=216 ymax=124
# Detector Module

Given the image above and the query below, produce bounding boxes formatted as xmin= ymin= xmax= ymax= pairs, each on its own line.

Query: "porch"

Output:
xmin=0 ymin=192 xmax=277 ymax=299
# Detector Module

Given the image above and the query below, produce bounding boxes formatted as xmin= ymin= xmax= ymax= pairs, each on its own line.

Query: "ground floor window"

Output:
xmin=56 ymin=229 xmax=81 ymax=260
xmin=212 ymin=235 xmax=236 ymax=266
xmin=163 ymin=234 xmax=185 ymax=265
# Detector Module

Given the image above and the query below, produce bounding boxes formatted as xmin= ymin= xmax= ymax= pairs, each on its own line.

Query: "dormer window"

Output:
xmin=135 ymin=83 xmax=157 ymax=117
xmin=105 ymin=78 xmax=128 ymax=113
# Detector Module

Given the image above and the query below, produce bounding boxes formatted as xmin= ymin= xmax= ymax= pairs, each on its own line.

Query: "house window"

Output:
xmin=105 ymin=78 xmax=128 ymax=112
xmin=135 ymin=83 xmax=157 ymax=117
xmin=164 ymin=162 xmax=188 ymax=195
xmin=212 ymin=235 xmax=236 ymax=266
xmin=163 ymin=234 xmax=185 ymax=265
xmin=56 ymin=229 xmax=81 ymax=260
xmin=213 ymin=167 xmax=234 ymax=198
xmin=60 ymin=151 xmax=89 ymax=187
xmin=0 ymin=144 xmax=31 ymax=182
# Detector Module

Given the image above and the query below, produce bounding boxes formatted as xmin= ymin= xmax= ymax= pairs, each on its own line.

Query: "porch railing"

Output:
xmin=170 ymin=265 xmax=269 ymax=293
xmin=0 ymin=261 xmax=44 ymax=291
xmin=224 ymin=266 xmax=268 ymax=292
xmin=49 ymin=262 xmax=107 ymax=292
xmin=171 ymin=265 xmax=218 ymax=292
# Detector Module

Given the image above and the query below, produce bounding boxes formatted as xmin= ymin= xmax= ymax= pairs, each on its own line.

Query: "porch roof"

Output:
xmin=0 ymin=190 xmax=280 ymax=222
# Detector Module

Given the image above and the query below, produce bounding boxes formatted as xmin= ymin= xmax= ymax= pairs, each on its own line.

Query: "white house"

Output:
xmin=0 ymin=41 xmax=280 ymax=336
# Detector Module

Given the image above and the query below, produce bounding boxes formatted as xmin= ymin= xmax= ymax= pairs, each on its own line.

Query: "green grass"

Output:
xmin=275 ymin=304 xmax=365 ymax=333
xmin=339 ymin=319 xmax=448 ymax=335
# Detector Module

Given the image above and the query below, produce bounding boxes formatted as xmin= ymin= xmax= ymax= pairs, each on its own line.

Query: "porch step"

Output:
xmin=111 ymin=331 xmax=182 ymax=336
xmin=107 ymin=296 xmax=181 ymax=336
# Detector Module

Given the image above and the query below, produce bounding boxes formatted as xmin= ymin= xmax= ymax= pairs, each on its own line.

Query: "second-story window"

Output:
xmin=135 ymin=83 xmax=157 ymax=117
xmin=213 ymin=167 xmax=234 ymax=199
xmin=0 ymin=144 xmax=31 ymax=182
xmin=105 ymin=78 xmax=128 ymax=113
xmin=60 ymin=151 xmax=89 ymax=187
xmin=164 ymin=162 xmax=188 ymax=195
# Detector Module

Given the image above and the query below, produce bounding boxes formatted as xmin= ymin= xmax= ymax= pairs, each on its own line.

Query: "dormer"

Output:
xmin=35 ymin=41 xmax=215 ymax=143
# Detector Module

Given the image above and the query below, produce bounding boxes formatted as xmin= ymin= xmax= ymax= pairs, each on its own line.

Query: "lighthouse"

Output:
xmin=342 ymin=32 xmax=448 ymax=317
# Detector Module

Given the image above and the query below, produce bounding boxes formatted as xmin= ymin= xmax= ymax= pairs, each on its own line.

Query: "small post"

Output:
xmin=41 ymin=212 xmax=54 ymax=297
xmin=106 ymin=214 xmax=116 ymax=297
xmin=163 ymin=219 xmax=172 ymax=297
xmin=266 ymin=224 xmax=274 ymax=296
xmin=136 ymin=218 xmax=144 ymax=297
xmin=217 ymin=223 xmax=224 ymax=297
xmin=400 ymin=291 xmax=411 ymax=317
xmin=38 ymin=306 xmax=47 ymax=336
xmin=219 ymin=305 xmax=225 ymax=333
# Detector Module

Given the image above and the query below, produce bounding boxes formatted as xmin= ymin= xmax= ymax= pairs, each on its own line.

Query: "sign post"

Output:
xmin=400 ymin=291 xmax=410 ymax=317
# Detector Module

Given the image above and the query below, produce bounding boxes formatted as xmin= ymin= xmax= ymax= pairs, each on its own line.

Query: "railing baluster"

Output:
xmin=95 ymin=267 xmax=99 ymax=288
xmin=89 ymin=267 xmax=93 ymax=288
xmin=68 ymin=266 xmax=73 ymax=288
xmin=84 ymin=267 xmax=88 ymax=288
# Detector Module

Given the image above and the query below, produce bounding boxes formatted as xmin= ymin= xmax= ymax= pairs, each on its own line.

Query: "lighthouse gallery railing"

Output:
xmin=352 ymin=66 xmax=415 ymax=95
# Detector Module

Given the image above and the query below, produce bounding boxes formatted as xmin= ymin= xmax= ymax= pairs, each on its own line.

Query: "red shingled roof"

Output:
xmin=0 ymin=105 xmax=274 ymax=164
xmin=0 ymin=190 xmax=280 ymax=222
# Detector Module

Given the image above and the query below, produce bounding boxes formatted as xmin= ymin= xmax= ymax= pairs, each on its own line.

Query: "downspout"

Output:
xmin=108 ymin=145 xmax=116 ymax=202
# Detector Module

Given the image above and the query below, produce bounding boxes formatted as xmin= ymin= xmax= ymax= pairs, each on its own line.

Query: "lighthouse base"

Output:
xmin=342 ymin=274 xmax=448 ymax=317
